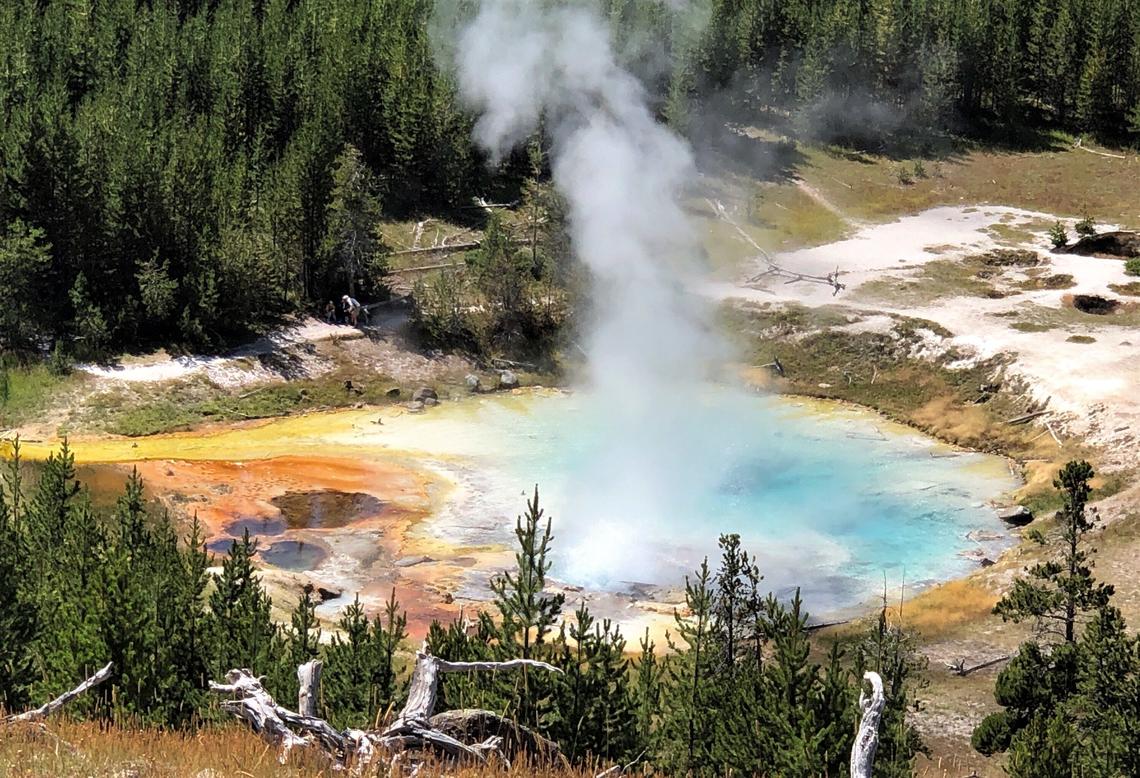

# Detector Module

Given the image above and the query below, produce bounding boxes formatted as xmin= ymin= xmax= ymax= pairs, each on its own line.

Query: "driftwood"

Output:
xmin=211 ymin=648 xmax=563 ymax=772
xmin=3 ymin=662 xmax=114 ymax=724
xmin=946 ymin=655 xmax=1011 ymax=676
xmin=706 ymin=198 xmax=847 ymax=296
xmin=850 ymin=671 xmax=885 ymax=778
xmin=1004 ymin=409 xmax=1050 ymax=425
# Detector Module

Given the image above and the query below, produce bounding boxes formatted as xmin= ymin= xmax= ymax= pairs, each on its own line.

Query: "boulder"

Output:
xmin=406 ymin=400 xmax=425 ymax=413
xmin=465 ymin=374 xmax=483 ymax=393
xmin=997 ymin=505 xmax=1034 ymax=526
xmin=412 ymin=386 xmax=438 ymax=403
xmin=498 ymin=370 xmax=519 ymax=390
xmin=316 ymin=586 xmax=342 ymax=602
xmin=1061 ymin=230 xmax=1140 ymax=258
xmin=423 ymin=396 xmax=439 ymax=407
xmin=980 ymin=557 xmax=996 ymax=567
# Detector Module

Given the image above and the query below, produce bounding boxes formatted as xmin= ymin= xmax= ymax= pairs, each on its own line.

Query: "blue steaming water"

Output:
xmin=406 ymin=388 xmax=1019 ymax=614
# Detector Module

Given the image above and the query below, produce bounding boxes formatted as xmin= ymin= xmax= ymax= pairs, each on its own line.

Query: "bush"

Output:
xmin=1075 ymin=213 xmax=1096 ymax=237
xmin=48 ymin=342 xmax=73 ymax=376
xmin=1049 ymin=221 xmax=1068 ymax=249
xmin=912 ymin=159 xmax=928 ymax=179
xmin=893 ymin=164 xmax=914 ymax=186
xmin=972 ymin=710 xmax=1014 ymax=755
xmin=1125 ymin=257 xmax=1140 ymax=276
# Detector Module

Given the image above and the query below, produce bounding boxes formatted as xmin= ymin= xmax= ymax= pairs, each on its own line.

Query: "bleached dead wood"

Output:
xmin=850 ymin=671 xmax=885 ymax=778
xmin=1074 ymin=138 xmax=1127 ymax=159
xmin=298 ymin=659 xmax=323 ymax=718
xmin=211 ymin=648 xmax=563 ymax=772
xmin=3 ymin=662 xmax=113 ymax=724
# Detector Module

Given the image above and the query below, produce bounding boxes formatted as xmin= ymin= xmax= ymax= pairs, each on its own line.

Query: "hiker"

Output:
xmin=342 ymin=294 xmax=363 ymax=326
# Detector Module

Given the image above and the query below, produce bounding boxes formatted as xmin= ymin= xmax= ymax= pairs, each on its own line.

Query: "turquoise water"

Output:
xmin=397 ymin=389 xmax=1018 ymax=613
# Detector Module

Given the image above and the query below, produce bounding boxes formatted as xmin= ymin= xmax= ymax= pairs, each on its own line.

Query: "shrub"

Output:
xmin=912 ymin=159 xmax=928 ymax=179
xmin=972 ymin=710 xmax=1014 ymax=755
xmin=893 ymin=164 xmax=914 ymax=186
xmin=1125 ymin=257 xmax=1140 ymax=276
xmin=1049 ymin=221 xmax=1068 ymax=249
xmin=1075 ymin=213 xmax=1096 ymax=237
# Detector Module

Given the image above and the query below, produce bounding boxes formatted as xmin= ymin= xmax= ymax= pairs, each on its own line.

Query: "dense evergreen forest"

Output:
xmin=1 ymin=0 xmax=1137 ymax=358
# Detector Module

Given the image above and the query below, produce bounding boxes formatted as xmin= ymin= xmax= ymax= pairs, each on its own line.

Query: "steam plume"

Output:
xmin=452 ymin=0 xmax=724 ymax=583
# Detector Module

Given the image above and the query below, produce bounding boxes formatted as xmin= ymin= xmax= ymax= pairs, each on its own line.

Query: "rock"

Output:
xmin=1061 ymin=230 xmax=1140 ymax=258
xmin=465 ymin=373 xmax=483 ymax=393
xmin=406 ymin=400 xmax=425 ymax=413
xmin=980 ymin=557 xmax=996 ymax=567
xmin=967 ymin=529 xmax=1005 ymax=542
xmin=316 ymin=586 xmax=342 ymax=602
xmin=423 ymin=397 xmax=439 ymax=407
xmin=385 ymin=387 xmax=401 ymax=399
xmin=412 ymin=386 xmax=438 ymax=402
xmin=997 ymin=505 xmax=1034 ymax=526
xmin=498 ymin=370 xmax=519 ymax=390
xmin=395 ymin=554 xmax=434 ymax=568
xmin=443 ymin=592 xmax=454 ymax=604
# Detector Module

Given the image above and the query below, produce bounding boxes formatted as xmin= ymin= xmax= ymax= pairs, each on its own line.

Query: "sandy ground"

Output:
xmin=705 ymin=204 xmax=1140 ymax=472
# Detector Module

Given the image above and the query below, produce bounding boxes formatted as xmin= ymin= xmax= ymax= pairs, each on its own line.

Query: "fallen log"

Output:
xmin=1003 ymin=409 xmax=1050 ymax=425
xmin=3 ymin=662 xmax=114 ymax=724
xmin=946 ymin=655 xmax=1011 ymax=676
xmin=850 ymin=671 xmax=885 ymax=778
xmin=211 ymin=648 xmax=564 ymax=771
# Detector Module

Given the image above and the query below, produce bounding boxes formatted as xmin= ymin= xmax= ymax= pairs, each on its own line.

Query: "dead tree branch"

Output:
xmin=850 ymin=671 xmax=885 ymax=778
xmin=211 ymin=649 xmax=563 ymax=772
xmin=4 ymin=662 xmax=113 ymax=724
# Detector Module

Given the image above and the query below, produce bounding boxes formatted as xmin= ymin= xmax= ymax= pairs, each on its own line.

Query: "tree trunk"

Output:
xmin=297 ymin=659 xmax=322 ymax=718
xmin=850 ymin=671 xmax=885 ymax=778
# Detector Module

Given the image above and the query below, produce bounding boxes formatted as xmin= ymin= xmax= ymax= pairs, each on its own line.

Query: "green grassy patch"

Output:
xmin=851 ymin=260 xmax=1000 ymax=305
xmin=1010 ymin=321 xmax=1055 ymax=333
xmin=1066 ymin=334 xmax=1096 ymax=343
xmin=1108 ymin=281 xmax=1140 ymax=296
xmin=0 ymin=364 xmax=83 ymax=429
xmin=87 ymin=369 xmax=411 ymax=437
xmin=1019 ymin=273 xmax=1075 ymax=290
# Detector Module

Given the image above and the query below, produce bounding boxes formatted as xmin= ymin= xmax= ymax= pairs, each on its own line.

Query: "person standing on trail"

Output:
xmin=342 ymin=294 xmax=363 ymax=326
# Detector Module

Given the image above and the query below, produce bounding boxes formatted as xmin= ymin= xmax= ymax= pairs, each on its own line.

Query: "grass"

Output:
xmin=852 ymin=259 xmax=1000 ymax=306
xmin=0 ymin=364 xmax=83 ymax=430
xmin=795 ymin=139 xmax=1140 ymax=228
xmin=1109 ymin=281 xmax=1140 ymax=296
xmin=0 ymin=720 xmax=599 ymax=777
xmin=1066 ymin=334 xmax=1097 ymax=343
xmin=86 ymin=369 xmax=410 ymax=437
xmin=1009 ymin=321 xmax=1054 ymax=333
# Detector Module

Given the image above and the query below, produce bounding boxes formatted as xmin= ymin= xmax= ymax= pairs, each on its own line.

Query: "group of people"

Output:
xmin=325 ymin=294 xmax=365 ymax=326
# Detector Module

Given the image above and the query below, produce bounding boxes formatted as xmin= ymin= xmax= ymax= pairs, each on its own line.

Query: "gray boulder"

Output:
xmin=997 ymin=505 xmax=1034 ymax=526
xmin=412 ymin=386 xmax=438 ymax=403
xmin=498 ymin=370 xmax=519 ymax=390
xmin=466 ymin=374 xmax=483 ymax=393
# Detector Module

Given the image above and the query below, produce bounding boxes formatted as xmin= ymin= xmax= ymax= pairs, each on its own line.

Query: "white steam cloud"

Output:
xmin=452 ymin=0 xmax=726 ymax=584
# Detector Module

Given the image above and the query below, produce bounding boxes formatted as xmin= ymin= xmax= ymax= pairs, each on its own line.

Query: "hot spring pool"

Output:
xmin=377 ymin=388 xmax=1019 ymax=612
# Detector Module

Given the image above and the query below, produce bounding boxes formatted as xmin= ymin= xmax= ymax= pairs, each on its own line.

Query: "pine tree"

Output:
xmin=994 ymin=460 xmax=1111 ymax=643
xmin=487 ymin=486 xmax=565 ymax=730
xmin=0 ymin=440 xmax=37 ymax=711
xmin=207 ymin=531 xmax=279 ymax=683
